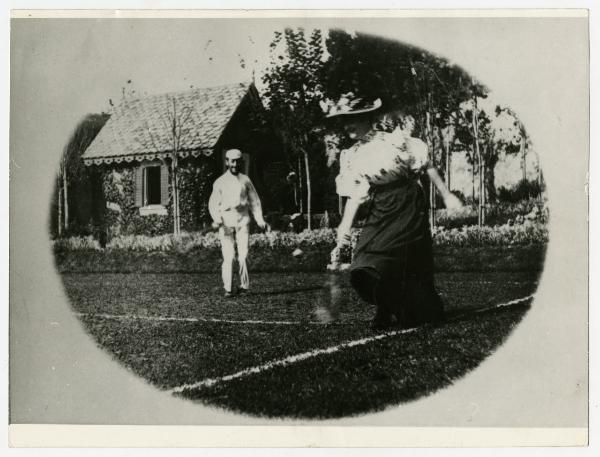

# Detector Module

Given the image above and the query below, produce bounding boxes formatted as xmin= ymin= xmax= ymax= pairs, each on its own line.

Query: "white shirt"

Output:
xmin=336 ymin=127 xmax=430 ymax=203
xmin=208 ymin=171 xmax=265 ymax=228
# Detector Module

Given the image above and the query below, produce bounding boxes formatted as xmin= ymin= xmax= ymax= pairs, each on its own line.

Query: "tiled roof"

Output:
xmin=83 ymin=82 xmax=252 ymax=165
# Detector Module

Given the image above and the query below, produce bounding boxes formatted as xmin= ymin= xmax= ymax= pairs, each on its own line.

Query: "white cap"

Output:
xmin=225 ymin=149 xmax=242 ymax=160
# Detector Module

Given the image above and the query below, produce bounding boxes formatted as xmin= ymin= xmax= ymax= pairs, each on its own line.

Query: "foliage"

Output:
xmin=262 ymin=28 xmax=325 ymax=140
xmin=176 ymin=157 xmax=216 ymax=231
xmin=99 ymin=158 xmax=216 ymax=237
xmin=56 ymin=214 xmax=547 ymax=255
xmin=321 ymin=29 xmax=487 ymax=182
xmin=497 ymin=179 xmax=545 ymax=203
xmin=60 ymin=113 xmax=110 ymax=181
xmin=102 ymin=166 xmax=173 ymax=236
xmin=323 ymin=31 xmax=482 ymax=136
xmin=53 ymin=235 xmax=102 ymax=251
xmin=266 ymin=211 xmax=340 ymax=232
xmin=431 ymin=221 xmax=547 ymax=247
xmin=454 ymin=103 xmax=525 ymax=203
xmin=52 ymin=113 xmax=110 ymax=237
xmin=320 ymin=30 xmax=535 ymax=210
xmin=261 ymin=28 xmax=327 ymax=227
xmin=260 ymin=162 xmax=297 ymax=214
xmin=436 ymin=197 xmax=548 ymax=228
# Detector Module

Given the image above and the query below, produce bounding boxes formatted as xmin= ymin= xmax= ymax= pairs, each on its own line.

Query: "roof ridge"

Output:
xmin=116 ymin=81 xmax=253 ymax=107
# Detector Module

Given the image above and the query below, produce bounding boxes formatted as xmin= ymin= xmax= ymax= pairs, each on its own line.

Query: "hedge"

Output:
xmin=53 ymin=222 xmax=548 ymax=274
xmin=53 ymin=220 xmax=548 ymax=254
xmin=54 ymin=243 xmax=547 ymax=274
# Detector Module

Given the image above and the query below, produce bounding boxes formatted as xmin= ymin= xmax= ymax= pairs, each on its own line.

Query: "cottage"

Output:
xmin=82 ymin=82 xmax=278 ymax=236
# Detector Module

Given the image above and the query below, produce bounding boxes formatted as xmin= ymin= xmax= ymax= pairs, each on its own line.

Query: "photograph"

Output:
xmin=8 ymin=8 xmax=590 ymax=447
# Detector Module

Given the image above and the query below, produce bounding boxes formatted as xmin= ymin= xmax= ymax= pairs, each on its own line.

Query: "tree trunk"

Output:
xmin=480 ymin=151 xmax=486 ymax=225
xmin=303 ymin=149 xmax=312 ymax=231
xmin=445 ymin=150 xmax=451 ymax=190
xmin=426 ymin=109 xmax=435 ymax=229
xmin=439 ymin=128 xmax=451 ymax=190
xmin=63 ymin=168 xmax=69 ymax=231
xmin=471 ymin=152 xmax=476 ymax=204
xmin=297 ymin=155 xmax=303 ymax=214
xmin=537 ymin=153 xmax=543 ymax=194
xmin=521 ymin=137 xmax=527 ymax=182
xmin=175 ymin=172 xmax=180 ymax=234
xmin=57 ymin=177 xmax=63 ymax=237
xmin=484 ymin=152 xmax=498 ymax=204
xmin=293 ymin=174 xmax=299 ymax=209
xmin=171 ymin=158 xmax=180 ymax=236
xmin=471 ymin=100 xmax=483 ymax=226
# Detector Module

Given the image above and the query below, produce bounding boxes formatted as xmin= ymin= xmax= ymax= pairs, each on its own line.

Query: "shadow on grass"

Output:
xmin=244 ymin=285 xmax=340 ymax=296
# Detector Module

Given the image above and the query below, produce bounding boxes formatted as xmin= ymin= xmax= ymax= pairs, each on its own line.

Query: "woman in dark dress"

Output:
xmin=323 ymin=94 xmax=462 ymax=329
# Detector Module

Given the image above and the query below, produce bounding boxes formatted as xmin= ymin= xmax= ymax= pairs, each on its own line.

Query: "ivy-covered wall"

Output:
xmin=177 ymin=157 xmax=217 ymax=232
xmin=102 ymin=165 xmax=173 ymax=236
xmin=100 ymin=156 xmax=217 ymax=237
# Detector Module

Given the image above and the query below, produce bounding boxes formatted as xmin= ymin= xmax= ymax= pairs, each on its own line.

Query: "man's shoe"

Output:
xmin=238 ymin=287 xmax=249 ymax=295
xmin=224 ymin=290 xmax=233 ymax=298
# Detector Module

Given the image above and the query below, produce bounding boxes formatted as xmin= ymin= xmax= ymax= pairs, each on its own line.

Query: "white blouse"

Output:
xmin=336 ymin=127 xmax=430 ymax=203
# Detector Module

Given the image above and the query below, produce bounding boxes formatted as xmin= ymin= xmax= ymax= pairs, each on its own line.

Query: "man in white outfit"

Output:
xmin=208 ymin=149 xmax=267 ymax=297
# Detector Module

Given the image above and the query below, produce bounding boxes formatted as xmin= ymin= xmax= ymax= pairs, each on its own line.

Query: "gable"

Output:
xmin=83 ymin=82 xmax=255 ymax=165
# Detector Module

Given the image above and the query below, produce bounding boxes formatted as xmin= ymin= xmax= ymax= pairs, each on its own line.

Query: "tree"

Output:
xmin=164 ymin=97 xmax=194 ymax=235
xmin=455 ymin=102 xmax=490 ymax=224
xmin=56 ymin=113 xmax=110 ymax=236
xmin=322 ymin=30 xmax=429 ymax=130
xmin=261 ymin=28 xmax=326 ymax=230
xmin=144 ymin=96 xmax=194 ymax=235
xmin=497 ymin=106 xmax=531 ymax=181
xmin=455 ymin=100 xmax=524 ymax=224
xmin=322 ymin=31 xmax=486 ymax=225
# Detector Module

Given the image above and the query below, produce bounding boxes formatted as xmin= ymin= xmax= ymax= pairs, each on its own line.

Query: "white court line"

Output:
xmin=166 ymin=294 xmax=535 ymax=395
xmin=76 ymin=293 xmax=535 ymax=327
xmin=167 ymin=326 xmax=420 ymax=394
xmin=470 ymin=294 xmax=535 ymax=314
xmin=74 ymin=312 xmax=304 ymax=325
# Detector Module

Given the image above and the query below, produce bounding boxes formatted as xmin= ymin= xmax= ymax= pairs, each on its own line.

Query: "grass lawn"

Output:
xmin=63 ymin=271 xmax=538 ymax=419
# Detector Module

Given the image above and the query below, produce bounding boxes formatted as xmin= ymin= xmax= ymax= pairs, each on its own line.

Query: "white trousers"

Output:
xmin=219 ymin=225 xmax=250 ymax=292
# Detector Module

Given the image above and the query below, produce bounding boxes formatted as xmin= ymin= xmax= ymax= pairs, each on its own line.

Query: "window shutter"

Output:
xmin=160 ymin=164 xmax=169 ymax=206
xmin=134 ymin=166 xmax=144 ymax=207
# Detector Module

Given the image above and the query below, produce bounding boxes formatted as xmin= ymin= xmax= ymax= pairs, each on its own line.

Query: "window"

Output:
xmin=144 ymin=166 xmax=162 ymax=206
xmin=135 ymin=163 xmax=168 ymax=216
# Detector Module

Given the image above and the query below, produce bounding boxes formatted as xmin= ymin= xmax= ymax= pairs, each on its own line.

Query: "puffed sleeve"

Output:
xmin=405 ymin=137 xmax=430 ymax=172
xmin=335 ymin=147 xmax=371 ymax=204
xmin=347 ymin=175 xmax=371 ymax=204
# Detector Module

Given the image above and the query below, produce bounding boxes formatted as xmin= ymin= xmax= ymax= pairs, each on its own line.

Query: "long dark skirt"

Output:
xmin=350 ymin=180 xmax=445 ymax=327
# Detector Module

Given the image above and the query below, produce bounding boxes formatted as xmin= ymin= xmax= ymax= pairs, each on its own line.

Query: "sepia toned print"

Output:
xmin=9 ymin=10 xmax=588 ymax=445
xmin=46 ymin=22 xmax=547 ymax=418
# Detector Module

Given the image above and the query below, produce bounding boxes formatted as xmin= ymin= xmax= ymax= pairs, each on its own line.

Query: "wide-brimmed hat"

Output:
xmin=320 ymin=92 xmax=383 ymax=119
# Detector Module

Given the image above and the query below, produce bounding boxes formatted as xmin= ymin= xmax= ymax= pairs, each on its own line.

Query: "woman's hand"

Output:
xmin=428 ymin=168 xmax=463 ymax=213
xmin=336 ymin=198 xmax=360 ymax=247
